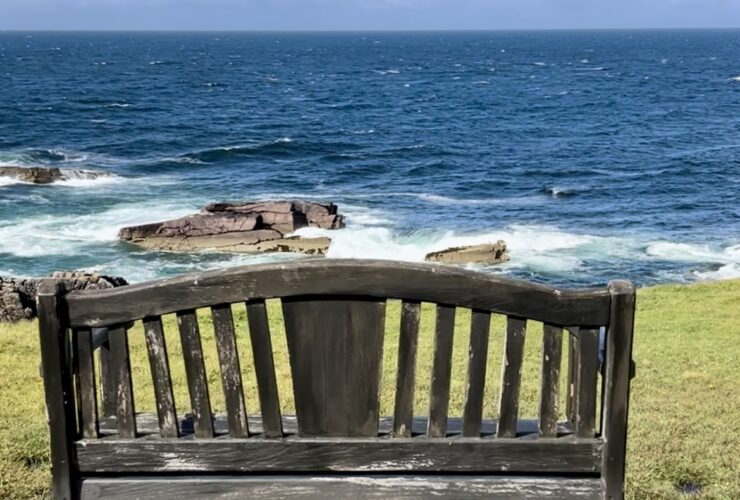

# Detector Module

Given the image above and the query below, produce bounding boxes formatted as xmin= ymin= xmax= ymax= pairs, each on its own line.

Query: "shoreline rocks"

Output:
xmin=119 ymin=200 xmax=344 ymax=255
xmin=0 ymin=272 xmax=128 ymax=322
xmin=0 ymin=165 xmax=113 ymax=184
xmin=425 ymin=241 xmax=509 ymax=265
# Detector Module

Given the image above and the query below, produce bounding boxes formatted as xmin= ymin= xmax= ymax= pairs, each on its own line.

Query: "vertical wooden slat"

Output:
xmin=97 ymin=330 xmax=116 ymax=418
xmin=565 ymin=328 xmax=578 ymax=423
xmin=427 ymin=304 xmax=456 ymax=438
xmin=109 ymin=325 xmax=136 ymax=438
xmin=246 ymin=300 xmax=283 ymax=438
xmin=212 ymin=304 xmax=248 ymax=438
xmin=75 ymin=328 xmax=99 ymax=439
xmin=143 ymin=316 xmax=179 ymax=438
xmin=283 ymin=297 xmax=386 ymax=437
xmin=462 ymin=310 xmax=491 ymax=437
xmin=602 ymin=281 xmax=636 ymax=499
xmin=575 ymin=328 xmax=600 ymax=438
xmin=177 ymin=310 xmax=214 ymax=438
xmin=539 ymin=323 xmax=563 ymax=437
xmin=393 ymin=300 xmax=421 ymax=437
xmin=37 ymin=281 xmax=75 ymax=500
xmin=497 ymin=316 xmax=527 ymax=438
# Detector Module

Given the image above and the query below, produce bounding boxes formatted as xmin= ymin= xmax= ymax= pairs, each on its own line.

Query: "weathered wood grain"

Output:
xmin=75 ymin=438 xmax=602 ymax=474
xmin=74 ymin=328 xmax=99 ymax=439
xmin=97 ymin=333 xmax=116 ymax=418
xmin=462 ymin=310 xmax=491 ymax=437
xmin=78 ymin=476 xmax=602 ymax=499
xmin=601 ymin=281 xmax=636 ymax=499
xmin=566 ymin=328 xmax=578 ymax=423
xmin=176 ymin=310 xmax=214 ymax=438
xmin=393 ymin=300 xmax=421 ymax=438
xmin=427 ymin=304 xmax=456 ymax=438
xmin=211 ymin=304 xmax=248 ymax=438
xmin=143 ymin=316 xmax=179 ymax=438
xmin=65 ymin=260 xmax=610 ymax=328
xmin=96 ymin=413 xmax=576 ymax=438
xmin=497 ymin=316 xmax=527 ymax=438
xmin=37 ymin=281 xmax=76 ymax=500
xmin=109 ymin=325 xmax=136 ymax=438
xmin=539 ymin=324 xmax=563 ymax=438
xmin=246 ymin=299 xmax=283 ymax=438
xmin=575 ymin=328 xmax=600 ymax=438
xmin=282 ymin=297 xmax=386 ymax=437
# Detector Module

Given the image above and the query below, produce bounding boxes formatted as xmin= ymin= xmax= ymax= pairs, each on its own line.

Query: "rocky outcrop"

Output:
xmin=0 ymin=166 xmax=112 ymax=184
xmin=0 ymin=272 xmax=128 ymax=322
xmin=119 ymin=200 xmax=343 ymax=255
xmin=425 ymin=241 xmax=509 ymax=265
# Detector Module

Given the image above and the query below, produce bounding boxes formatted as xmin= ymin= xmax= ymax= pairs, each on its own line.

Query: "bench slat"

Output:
xmin=393 ymin=300 xmax=421 ymax=437
xmin=427 ymin=304 xmax=455 ymax=438
xmin=74 ymin=328 xmax=99 ymax=439
xmin=143 ymin=317 xmax=179 ymax=438
xmin=575 ymin=328 xmax=600 ymax=438
xmin=97 ymin=332 xmax=116 ymax=418
xmin=462 ymin=310 xmax=491 ymax=437
xmin=65 ymin=260 xmax=611 ymax=328
xmin=246 ymin=300 xmax=283 ymax=438
xmin=566 ymin=329 xmax=578 ymax=422
xmin=78 ymin=475 xmax=602 ymax=499
xmin=539 ymin=324 xmax=563 ymax=437
xmin=109 ymin=325 xmax=136 ymax=438
xmin=75 ymin=438 xmax=602 ymax=474
xmin=283 ymin=297 xmax=386 ymax=437
xmin=497 ymin=316 xmax=527 ymax=438
xmin=211 ymin=304 xmax=249 ymax=438
xmin=176 ymin=310 xmax=214 ymax=438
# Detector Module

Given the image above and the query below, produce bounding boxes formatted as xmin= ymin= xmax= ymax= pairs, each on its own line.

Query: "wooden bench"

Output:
xmin=37 ymin=259 xmax=636 ymax=499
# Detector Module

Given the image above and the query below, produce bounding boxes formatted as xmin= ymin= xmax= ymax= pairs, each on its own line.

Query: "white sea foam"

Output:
xmin=0 ymin=202 xmax=197 ymax=257
xmin=693 ymin=263 xmax=740 ymax=280
xmin=0 ymin=177 xmax=29 ymax=187
xmin=728 ymin=76 xmax=740 ymax=82
xmin=645 ymin=242 xmax=740 ymax=264
xmin=290 ymin=224 xmax=622 ymax=275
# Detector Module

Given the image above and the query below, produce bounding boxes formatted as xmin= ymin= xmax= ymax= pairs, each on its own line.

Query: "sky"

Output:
xmin=1 ymin=0 xmax=739 ymax=31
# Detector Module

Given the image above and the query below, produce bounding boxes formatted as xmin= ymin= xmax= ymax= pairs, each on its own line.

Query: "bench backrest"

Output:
xmin=37 ymin=259 xmax=636 ymax=499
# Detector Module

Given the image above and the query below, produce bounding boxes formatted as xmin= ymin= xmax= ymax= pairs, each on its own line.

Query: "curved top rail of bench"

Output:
xmin=63 ymin=259 xmax=612 ymax=328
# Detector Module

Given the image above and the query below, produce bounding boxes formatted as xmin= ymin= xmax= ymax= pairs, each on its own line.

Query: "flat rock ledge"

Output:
xmin=0 ymin=272 xmax=128 ymax=323
xmin=0 ymin=165 xmax=112 ymax=184
xmin=425 ymin=240 xmax=509 ymax=265
xmin=119 ymin=200 xmax=344 ymax=255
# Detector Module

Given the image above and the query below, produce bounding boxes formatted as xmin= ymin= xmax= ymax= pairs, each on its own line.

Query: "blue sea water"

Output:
xmin=0 ymin=30 xmax=738 ymax=286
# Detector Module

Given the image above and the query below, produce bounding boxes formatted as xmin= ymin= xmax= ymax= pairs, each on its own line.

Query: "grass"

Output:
xmin=1 ymin=279 xmax=738 ymax=499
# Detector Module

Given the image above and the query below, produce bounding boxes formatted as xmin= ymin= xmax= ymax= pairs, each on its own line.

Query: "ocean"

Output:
xmin=0 ymin=30 xmax=738 ymax=287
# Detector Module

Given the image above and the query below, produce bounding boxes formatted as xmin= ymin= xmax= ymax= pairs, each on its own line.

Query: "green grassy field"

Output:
xmin=1 ymin=279 xmax=738 ymax=499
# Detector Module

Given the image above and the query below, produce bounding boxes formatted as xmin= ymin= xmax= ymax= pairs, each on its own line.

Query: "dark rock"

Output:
xmin=119 ymin=200 xmax=344 ymax=254
xmin=0 ymin=166 xmax=112 ymax=184
xmin=425 ymin=240 xmax=509 ymax=265
xmin=0 ymin=272 xmax=128 ymax=323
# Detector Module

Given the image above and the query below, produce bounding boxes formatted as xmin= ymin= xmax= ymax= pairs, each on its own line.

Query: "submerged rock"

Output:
xmin=0 ymin=272 xmax=128 ymax=323
xmin=0 ymin=165 xmax=112 ymax=184
xmin=425 ymin=240 xmax=509 ymax=265
xmin=119 ymin=200 xmax=344 ymax=255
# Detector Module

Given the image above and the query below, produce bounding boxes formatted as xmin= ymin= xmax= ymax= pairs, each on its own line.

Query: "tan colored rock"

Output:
xmin=425 ymin=240 xmax=509 ymax=265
